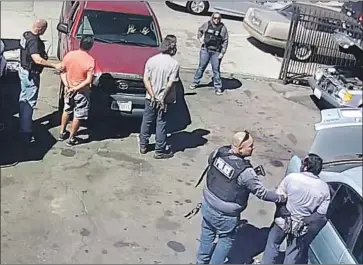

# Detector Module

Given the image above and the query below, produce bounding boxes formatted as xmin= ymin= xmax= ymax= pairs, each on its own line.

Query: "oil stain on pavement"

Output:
xmin=167 ymin=241 xmax=186 ymax=253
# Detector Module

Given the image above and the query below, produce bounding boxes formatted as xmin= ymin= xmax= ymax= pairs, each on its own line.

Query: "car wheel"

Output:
xmin=58 ymin=82 xmax=65 ymax=113
xmin=186 ymin=1 xmax=209 ymax=15
xmin=293 ymin=44 xmax=313 ymax=61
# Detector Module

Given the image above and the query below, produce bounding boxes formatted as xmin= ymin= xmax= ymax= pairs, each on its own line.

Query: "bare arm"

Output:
xmin=31 ymin=54 xmax=61 ymax=69
xmin=143 ymin=61 xmax=155 ymax=98
xmin=60 ymin=72 xmax=69 ymax=88
xmin=163 ymin=63 xmax=180 ymax=100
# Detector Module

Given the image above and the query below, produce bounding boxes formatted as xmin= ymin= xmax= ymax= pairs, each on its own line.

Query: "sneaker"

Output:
xmin=215 ymin=88 xmax=223 ymax=95
xmin=66 ymin=137 xmax=80 ymax=147
xmin=154 ymin=151 xmax=174 ymax=159
xmin=140 ymin=146 xmax=148 ymax=154
xmin=58 ymin=131 xmax=68 ymax=141
xmin=189 ymin=84 xmax=198 ymax=90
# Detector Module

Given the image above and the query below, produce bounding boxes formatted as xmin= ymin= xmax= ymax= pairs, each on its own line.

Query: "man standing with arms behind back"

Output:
xmin=139 ymin=37 xmax=180 ymax=159
xmin=19 ymin=18 xmax=63 ymax=144
xmin=189 ymin=12 xmax=229 ymax=95
xmin=58 ymin=35 xmax=95 ymax=146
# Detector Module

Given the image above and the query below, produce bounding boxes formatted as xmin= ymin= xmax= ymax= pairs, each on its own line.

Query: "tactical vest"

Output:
xmin=206 ymin=146 xmax=252 ymax=205
xmin=20 ymin=31 xmax=47 ymax=73
xmin=203 ymin=21 xmax=224 ymax=52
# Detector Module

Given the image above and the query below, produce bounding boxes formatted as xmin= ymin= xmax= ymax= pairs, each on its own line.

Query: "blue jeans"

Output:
xmin=139 ymin=99 xmax=167 ymax=154
xmin=196 ymin=202 xmax=239 ymax=264
xmin=193 ymin=47 xmax=222 ymax=90
xmin=18 ymin=67 xmax=40 ymax=135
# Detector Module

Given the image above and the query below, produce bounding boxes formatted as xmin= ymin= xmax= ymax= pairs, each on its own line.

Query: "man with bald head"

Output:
xmin=18 ymin=18 xmax=63 ymax=144
xmin=196 ymin=131 xmax=286 ymax=264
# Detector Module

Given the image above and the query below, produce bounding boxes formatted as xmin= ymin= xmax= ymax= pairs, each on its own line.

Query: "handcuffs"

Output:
xmin=150 ymin=97 xmax=168 ymax=112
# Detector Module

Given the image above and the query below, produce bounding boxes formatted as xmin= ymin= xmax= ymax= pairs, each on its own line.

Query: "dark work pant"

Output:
xmin=261 ymin=223 xmax=306 ymax=264
xmin=139 ymin=99 xmax=167 ymax=154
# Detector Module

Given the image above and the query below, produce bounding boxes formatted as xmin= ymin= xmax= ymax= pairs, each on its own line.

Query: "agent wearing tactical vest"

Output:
xmin=261 ymin=154 xmax=330 ymax=264
xmin=189 ymin=12 xmax=229 ymax=95
xmin=18 ymin=18 xmax=63 ymax=144
xmin=196 ymin=131 xmax=287 ymax=264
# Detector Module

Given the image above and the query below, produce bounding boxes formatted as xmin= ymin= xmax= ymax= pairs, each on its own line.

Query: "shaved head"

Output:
xmin=32 ymin=18 xmax=48 ymax=35
xmin=231 ymin=131 xmax=254 ymax=157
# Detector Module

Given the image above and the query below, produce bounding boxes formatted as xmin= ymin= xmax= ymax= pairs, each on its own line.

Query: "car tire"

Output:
xmin=58 ymin=82 xmax=65 ymax=113
xmin=186 ymin=1 xmax=209 ymax=15
xmin=292 ymin=44 xmax=314 ymax=62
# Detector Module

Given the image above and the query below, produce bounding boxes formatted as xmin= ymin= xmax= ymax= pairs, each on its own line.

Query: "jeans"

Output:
xmin=196 ymin=201 xmax=239 ymax=264
xmin=262 ymin=223 xmax=304 ymax=264
xmin=193 ymin=47 xmax=222 ymax=90
xmin=18 ymin=67 xmax=40 ymax=135
xmin=139 ymin=99 xmax=167 ymax=154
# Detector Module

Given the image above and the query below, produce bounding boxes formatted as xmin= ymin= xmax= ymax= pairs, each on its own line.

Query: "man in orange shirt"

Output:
xmin=58 ymin=35 xmax=95 ymax=146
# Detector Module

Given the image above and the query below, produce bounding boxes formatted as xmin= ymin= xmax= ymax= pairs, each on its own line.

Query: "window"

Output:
xmin=353 ymin=228 xmax=363 ymax=264
xmin=76 ymin=10 xmax=159 ymax=47
xmin=328 ymin=186 xmax=362 ymax=245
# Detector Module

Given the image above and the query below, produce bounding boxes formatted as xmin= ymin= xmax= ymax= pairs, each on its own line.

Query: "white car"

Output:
xmin=0 ymin=39 xmax=7 ymax=79
xmin=166 ymin=1 xmax=288 ymax=17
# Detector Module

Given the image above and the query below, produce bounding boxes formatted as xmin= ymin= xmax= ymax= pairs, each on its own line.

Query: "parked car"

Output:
xmin=341 ymin=1 xmax=363 ymax=23
xmin=56 ymin=1 xmax=162 ymax=118
xmin=0 ymin=39 xmax=7 ymax=79
xmin=308 ymin=30 xmax=363 ymax=108
xmin=285 ymin=107 xmax=362 ymax=264
xmin=166 ymin=0 xmax=288 ymax=17
xmin=243 ymin=3 xmax=354 ymax=61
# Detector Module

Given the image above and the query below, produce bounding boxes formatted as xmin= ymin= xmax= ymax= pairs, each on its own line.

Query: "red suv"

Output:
xmin=56 ymin=1 xmax=162 ymax=118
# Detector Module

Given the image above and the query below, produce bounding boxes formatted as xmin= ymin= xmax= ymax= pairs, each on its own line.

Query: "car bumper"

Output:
xmin=243 ymin=21 xmax=287 ymax=49
xmin=308 ymin=77 xmax=354 ymax=108
xmin=90 ymin=90 xmax=145 ymax=118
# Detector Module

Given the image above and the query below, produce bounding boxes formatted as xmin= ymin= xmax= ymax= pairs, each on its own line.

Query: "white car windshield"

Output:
xmin=310 ymin=125 xmax=363 ymax=163
xmin=76 ymin=10 xmax=159 ymax=47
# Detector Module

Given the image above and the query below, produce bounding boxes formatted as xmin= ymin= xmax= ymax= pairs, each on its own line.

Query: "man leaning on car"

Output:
xmin=139 ymin=37 xmax=180 ymax=159
xmin=262 ymin=153 xmax=330 ymax=264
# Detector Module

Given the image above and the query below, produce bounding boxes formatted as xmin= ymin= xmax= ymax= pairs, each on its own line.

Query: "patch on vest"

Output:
xmin=213 ymin=157 xmax=234 ymax=179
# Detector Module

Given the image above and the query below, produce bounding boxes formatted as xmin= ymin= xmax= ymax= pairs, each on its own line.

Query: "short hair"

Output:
xmin=165 ymin=34 xmax=177 ymax=43
xmin=159 ymin=38 xmax=175 ymax=55
xmin=80 ymin=35 xmax=94 ymax=51
xmin=303 ymin=153 xmax=323 ymax=176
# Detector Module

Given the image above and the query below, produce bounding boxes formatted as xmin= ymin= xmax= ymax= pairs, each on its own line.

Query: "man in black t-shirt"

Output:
xmin=18 ymin=18 xmax=63 ymax=144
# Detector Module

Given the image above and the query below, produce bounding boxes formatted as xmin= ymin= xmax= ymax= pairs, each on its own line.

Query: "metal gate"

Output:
xmin=279 ymin=4 xmax=363 ymax=85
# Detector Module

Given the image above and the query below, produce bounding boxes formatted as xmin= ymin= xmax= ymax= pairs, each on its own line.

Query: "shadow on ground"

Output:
xmin=197 ymin=77 xmax=243 ymax=90
xmin=0 ymin=73 xmax=58 ymax=167
xmin=227 ymin=220 xmax=270 ymax=264
xmin=165 ymin=1 xmax=244 ymax=21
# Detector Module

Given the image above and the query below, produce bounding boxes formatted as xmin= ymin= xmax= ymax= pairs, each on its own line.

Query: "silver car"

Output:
xmin=285 ymin=107 xmax=362 ymax=264
xmin=166 ymin=1 xmax=287 ymax=17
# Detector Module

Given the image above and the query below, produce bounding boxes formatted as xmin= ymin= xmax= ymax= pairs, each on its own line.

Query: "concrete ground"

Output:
xmin=0 ymin=69 xmax=320 ymax=264
xmin=0 ymin=1 xmax=282 ymax=79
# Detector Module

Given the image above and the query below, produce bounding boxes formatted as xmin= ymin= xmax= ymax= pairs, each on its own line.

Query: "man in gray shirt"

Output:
xmin=189 ymin=12 xmax=229 ymax=95
xmin=196 ymin=131 xmax=286 ymax=264
xmin=139 ymin=37 xmax=180 ymax=159
xmin=261 ymin=153 xmax=330 ymax=264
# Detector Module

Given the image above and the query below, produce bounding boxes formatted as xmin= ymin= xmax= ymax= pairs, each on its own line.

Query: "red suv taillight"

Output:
xmin=358 ymin=14 xmax=363 ymax=25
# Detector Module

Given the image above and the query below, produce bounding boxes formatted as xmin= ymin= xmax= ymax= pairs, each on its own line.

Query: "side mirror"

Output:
xmin=57 ymin=22 xmax=69 ymax=34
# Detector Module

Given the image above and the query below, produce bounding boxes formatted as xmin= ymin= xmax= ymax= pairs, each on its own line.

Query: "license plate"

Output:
xmin=111 ymin=101 xmax=132 ymax=112
xmin=313 ymin=88 xmax=322 ymax=99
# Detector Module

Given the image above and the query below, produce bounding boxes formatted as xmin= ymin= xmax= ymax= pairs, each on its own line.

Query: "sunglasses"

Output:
xmin=213 ymin=16 xmax=221 ymax=20
xmin=237 ymin=130 xmax=251 ymax=147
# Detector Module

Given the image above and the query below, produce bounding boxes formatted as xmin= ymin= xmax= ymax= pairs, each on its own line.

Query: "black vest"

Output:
xmin=203 ymin=21 xmax=224 ymax=52
xmin=20 ymin=31 xmax=47 ymax=73
xmin=206 ymin=146 xmax=252 ymax=205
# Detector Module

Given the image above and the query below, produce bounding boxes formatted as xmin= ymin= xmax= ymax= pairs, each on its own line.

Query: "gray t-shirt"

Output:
xmin=144 ymin=53 xmax=180 ymax=103
xmin=275 ymin=172 xmax=331 ymax=229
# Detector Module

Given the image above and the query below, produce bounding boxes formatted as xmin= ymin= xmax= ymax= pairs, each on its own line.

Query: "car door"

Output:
xmin=310 ymin=184 xmax=362 ymax=264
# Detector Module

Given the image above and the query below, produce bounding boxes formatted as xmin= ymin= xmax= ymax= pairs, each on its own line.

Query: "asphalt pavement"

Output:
xmin=0 ymin=69 xmax=320 ymax=264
